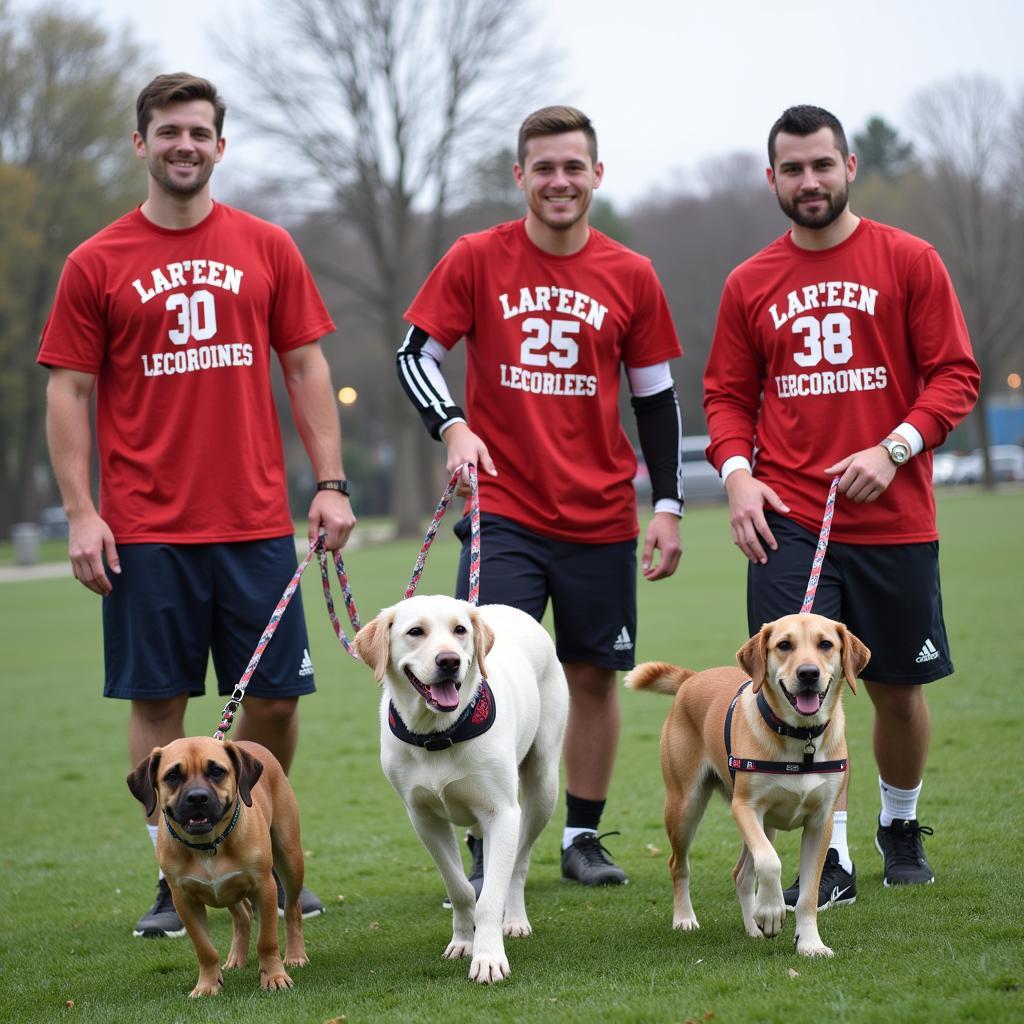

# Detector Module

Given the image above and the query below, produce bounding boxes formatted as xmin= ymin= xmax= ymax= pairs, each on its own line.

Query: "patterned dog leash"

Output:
xmin=800 ymin=474 xmax=840 ymax=614
xmin=214 ymin=463 xmax=482 ymax=739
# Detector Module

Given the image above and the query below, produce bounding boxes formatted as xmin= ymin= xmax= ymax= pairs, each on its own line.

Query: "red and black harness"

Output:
xmin=388 ymin=679 xmax=496 ymax=751
xmin=724 ymin=680 xmax=848 ymax=781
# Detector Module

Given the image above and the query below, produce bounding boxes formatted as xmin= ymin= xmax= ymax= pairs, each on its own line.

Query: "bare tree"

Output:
xmin=224 ymin=0 xmax=552 ymax=534
xmin=909 ymin=75 xmax=1024 ymax=483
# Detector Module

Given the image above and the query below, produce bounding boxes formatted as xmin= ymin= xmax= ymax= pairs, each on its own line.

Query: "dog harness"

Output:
xmin=163 ymin=797 xmax=242 ymax=855
xmin=724 ymin=680 xmax=848 ymax=781
xmin=388 ymin=679 xmax=496 ymax=751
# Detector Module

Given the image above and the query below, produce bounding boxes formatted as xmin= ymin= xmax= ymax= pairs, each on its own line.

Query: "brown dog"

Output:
xmin=127 ymin=737 xmax=308 ymax=996
xmin=626 ymin=613 xmax=869 ymax=957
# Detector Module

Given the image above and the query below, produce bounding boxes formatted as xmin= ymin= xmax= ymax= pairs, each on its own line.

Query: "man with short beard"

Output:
xmin=39 ymin=73 xmax=355 ymax=937
xmin=704 ymin=105 xmax=979 ymax=907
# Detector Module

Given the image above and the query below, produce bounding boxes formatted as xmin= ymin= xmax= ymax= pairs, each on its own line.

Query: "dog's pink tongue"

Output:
xmin=429 ymin=681 xmax=460 ymax=710
xmin=795 ymin=691 xmax=823 ymax=716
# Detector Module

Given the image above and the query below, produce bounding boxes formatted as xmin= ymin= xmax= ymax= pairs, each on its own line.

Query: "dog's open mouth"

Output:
xmin=183 ymin=815 xmax=213 ymax=834
xmin=404 ymin=667 xmax=461 ymax=712
xmin=780 ymin=681 xmax=830 ymax=717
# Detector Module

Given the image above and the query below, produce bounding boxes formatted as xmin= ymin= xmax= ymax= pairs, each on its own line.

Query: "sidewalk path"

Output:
xmin=0 ymin=524 xmax=397 ymax=585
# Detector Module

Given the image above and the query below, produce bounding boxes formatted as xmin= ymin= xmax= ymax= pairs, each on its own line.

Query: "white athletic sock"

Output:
xmin=879 ymin=776 xmax=922 ymax=827
xmin=563 ymin=826 xmax=596 ymax=850
xmin=829 ymin=811 xmax=853 ymax=873
xmin=146 ymin=824 xmax=164 ymax=880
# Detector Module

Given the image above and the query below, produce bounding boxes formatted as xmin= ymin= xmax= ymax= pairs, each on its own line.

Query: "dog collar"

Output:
xmin=163 ymin=797 xmax=241 ymax=855
xmin=725 ymin=681 xmax=846 ymax=780
xmin=388 ymin=678 xmax=495 ymax=751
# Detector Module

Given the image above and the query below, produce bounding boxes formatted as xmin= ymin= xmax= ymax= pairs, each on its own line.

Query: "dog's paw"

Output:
xmin=259 ymin=967 xmax=295 ymax=991
xmin=443 ymin=937 xmax=473 ymax=960
xmin=284 ymin=952 xmax=310 ymax=968
xmin=753 ymin=897 xmax=786 ymax=939
xmin=223 ymin=951 xmax=247 ymax=970
xmin=795 ymin=931 xmax=834 ymax=958
xmin=672 ymin=913 xmax=700 ymax=932
xmin=189 ymin=972 xmax=224 ymax=997
xmin=503 ymin=917 xmax=532 ymax=938
xmin=469 ymin=952 xmax=510 ymax=984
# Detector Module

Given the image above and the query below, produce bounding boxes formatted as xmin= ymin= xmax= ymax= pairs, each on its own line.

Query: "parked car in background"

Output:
xmin=634 ymin=435 xmax=725 ymax=505
xmin=931 ymin=452 xmax=960 ymax=486
xmin=949 ymin=445 xmax=1024 ymax=485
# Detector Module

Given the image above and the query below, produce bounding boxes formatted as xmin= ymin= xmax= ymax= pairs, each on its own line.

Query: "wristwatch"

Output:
xmin=316 ymin=479 xmax=351 ymax=495
xmin=880 ymin=438 xmax=911 ymax=466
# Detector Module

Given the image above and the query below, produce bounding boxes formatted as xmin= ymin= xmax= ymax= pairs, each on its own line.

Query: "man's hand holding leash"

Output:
xmin=308 ymin=489 xmax=356 ymax=552
xmin=442 ymin=422 xmax=497 ymax=496
xmin=825 ymin=435 xmax=906 ymax=504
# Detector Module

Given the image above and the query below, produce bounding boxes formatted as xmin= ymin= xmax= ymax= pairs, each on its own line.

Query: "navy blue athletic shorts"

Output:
xmin=454 ymin=513 xmax=638 ymax=670
xmin=747 ymin=512 xmax=953 ymax=685
xmin=102 ymin=537 xmax=315 ymax=700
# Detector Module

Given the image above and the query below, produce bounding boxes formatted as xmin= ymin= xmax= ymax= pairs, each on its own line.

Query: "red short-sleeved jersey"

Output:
xmin=37 ymin=203 xmax=335 ymax=543
xmin=704 ymin=219 xmax=979 ymax=544
xmin=405 ymin=220 xmax=682 ymax=543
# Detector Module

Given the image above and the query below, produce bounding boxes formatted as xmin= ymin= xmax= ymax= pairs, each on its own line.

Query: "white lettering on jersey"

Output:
xmin=498 ymin=363 xmax=598 ymax=396
xmin=132 ymin=260 xmax=245 ymax=304
xmin=141 ymin=342 xmax=254 ymax=377
xmin=769 ymin=281 xmax=878 ymax=329
xmin=498 ymin=286 xmax=607 ymax=330
xmin=774 ymin=365 xmax=888 ymax=398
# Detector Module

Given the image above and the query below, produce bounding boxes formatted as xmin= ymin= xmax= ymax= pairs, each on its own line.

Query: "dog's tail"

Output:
xmin=624 ymin=662 xmax=696 ymax=696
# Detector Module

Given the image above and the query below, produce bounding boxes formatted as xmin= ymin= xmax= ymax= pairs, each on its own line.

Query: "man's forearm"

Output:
xmin=46 ymin=372 xmax=98 ymax=518
xmin=282 ymin=346 xmax=345 ymax=479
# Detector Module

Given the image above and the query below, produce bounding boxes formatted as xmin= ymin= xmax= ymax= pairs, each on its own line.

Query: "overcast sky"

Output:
xmin=35 ymin=0 xmax=1024 ymax=208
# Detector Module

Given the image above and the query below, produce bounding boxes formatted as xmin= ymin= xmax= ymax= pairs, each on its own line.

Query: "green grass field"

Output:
xmin=2 ymin=490 xmax=1022 ymax=1023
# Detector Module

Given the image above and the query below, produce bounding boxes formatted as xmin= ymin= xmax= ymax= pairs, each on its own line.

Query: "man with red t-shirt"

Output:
xmin=704 ymin=105 xmax=979 ymax=908
xmin=38 ymin=73 xmax=355 ymax=937
xmin=398 ymin=106 xmax=685 ymax=890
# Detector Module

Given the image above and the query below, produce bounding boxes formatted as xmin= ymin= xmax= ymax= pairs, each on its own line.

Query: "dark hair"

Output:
xmin=136 ymin=73 xmax=226 ymax=139
xmin=768 ymin=105 xmax=848 ymax=166
xmin=517 ymin=105 xmax=598 ymax=166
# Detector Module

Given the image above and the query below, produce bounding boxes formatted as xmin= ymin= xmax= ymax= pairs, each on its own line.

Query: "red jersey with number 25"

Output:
xmin=38 ymin=203 xmax=335 ymax=543
xmin=406 ymin=219 xmax=681 ymax=543
xmin=704 ymin=219 xmax=979 ymax=543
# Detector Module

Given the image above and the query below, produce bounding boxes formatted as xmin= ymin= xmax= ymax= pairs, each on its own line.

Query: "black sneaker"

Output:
xmin=875 ymin=817 xmax=935 ymax=886
xmin=782 ymin=848 xmax=857 ymax=910
xmin=132 ymin=877 xmax=186 ymax=938
xmin=275 ymin=872 xmax=326 ymax=918
xmin=442 ymin=832 xmax=484 ymax=910
xmin=561 ymin=831 xmax=628 ymax=886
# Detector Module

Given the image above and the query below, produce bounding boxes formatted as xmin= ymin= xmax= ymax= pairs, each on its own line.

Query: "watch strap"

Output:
xmin=316 ymin=479 xmax=350 ymax=495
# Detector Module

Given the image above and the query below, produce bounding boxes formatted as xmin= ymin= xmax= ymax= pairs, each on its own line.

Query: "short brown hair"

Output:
xmin=136 ymin=73 xmax=226 ymax=139
xmin=517 ymin=105 xmax=597 ymax=166
xmin=768 ymin=105 xmax=848 ymax=167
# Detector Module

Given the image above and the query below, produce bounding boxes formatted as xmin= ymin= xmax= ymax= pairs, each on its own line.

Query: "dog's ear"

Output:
xmin=469 ymin=609 xmax=495 ymax=679
xmin=353 ymin=609 xmax=395 ymax=683
xmin=224 ymin=741 xmax=263 ymax=808
xmin=836 ymin=624 xmax=870 ymax=695
xmin=126 ymin=748 xmax=161 ymax=818
xmin=737 ymin=622 xmax=771 ymax=693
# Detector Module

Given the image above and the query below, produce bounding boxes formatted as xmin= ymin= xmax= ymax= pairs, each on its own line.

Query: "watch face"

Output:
xmin=887 ymin=442 xmax=910 ymax=464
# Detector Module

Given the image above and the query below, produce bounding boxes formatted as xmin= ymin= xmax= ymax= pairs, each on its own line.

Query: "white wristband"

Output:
xmin=720 ymin=456 xmax=753 ymax=483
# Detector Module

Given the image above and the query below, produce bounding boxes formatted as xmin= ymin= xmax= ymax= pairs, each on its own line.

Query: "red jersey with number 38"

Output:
xmin=38 ymin=203 xmax=335 ymax=543
xmin=405 ymin=220 xmax=681 ymax=543
xmin=704 ymin=219 xmax=978 ymax=543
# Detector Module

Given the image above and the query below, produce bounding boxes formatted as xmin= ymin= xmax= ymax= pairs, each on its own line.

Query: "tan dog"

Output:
xmin=127 ymin=737 xmax=308 ymax=997
xmin=354 ymin=596 xmax=569 ymax=984
xmin=626 ymin=613 xmax=869 ymax=957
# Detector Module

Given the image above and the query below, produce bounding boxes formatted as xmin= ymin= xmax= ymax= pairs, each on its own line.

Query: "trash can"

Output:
xmin=11 ymin=523 xmax=40 ymax=566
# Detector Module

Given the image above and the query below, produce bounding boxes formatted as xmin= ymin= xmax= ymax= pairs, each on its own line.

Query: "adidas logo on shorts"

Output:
xmin=299 ymin=648 xmax=314 ymax=677
xmin=613 ymin=627 xmax=633 ymax=652
xmin=915 ymin=639 xmax=940 ymax=664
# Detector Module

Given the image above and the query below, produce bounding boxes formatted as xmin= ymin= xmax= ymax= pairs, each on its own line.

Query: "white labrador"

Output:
xmin=353 ymin=595 xmax=569 ymax=984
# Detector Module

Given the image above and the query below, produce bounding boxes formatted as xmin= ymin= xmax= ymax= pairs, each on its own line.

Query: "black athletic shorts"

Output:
xmin=102 ymin=537 xmax=315 ymax=700
xmin=747 ymin=512 xmax=953 ymax=685
xmin=454 ymin=513 xmax=638 ymax=670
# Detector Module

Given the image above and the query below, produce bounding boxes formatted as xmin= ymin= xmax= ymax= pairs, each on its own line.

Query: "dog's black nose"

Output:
xmin=435 ymin=651 xmax=461 ymax=674
xmin=796 ymin=664 xmax=820 ymax=686
xmin=184 ymin=788 xmax=214 ymax=807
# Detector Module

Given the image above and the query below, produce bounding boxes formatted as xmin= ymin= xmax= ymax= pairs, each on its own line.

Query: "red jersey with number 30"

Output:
xmin=405 ymin=220 xmax=681 ymax=543
xmin=704 ymin=219 xmax=979 ymax=543
xmin=38 ymin=203 xmax=335 ymax=543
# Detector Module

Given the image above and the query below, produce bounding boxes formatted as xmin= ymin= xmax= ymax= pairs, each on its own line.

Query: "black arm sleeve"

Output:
xmin=631 ymin=386 xmax=684 ymax=507
xmin=396 ymin=325 xmax=466 ymax=440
